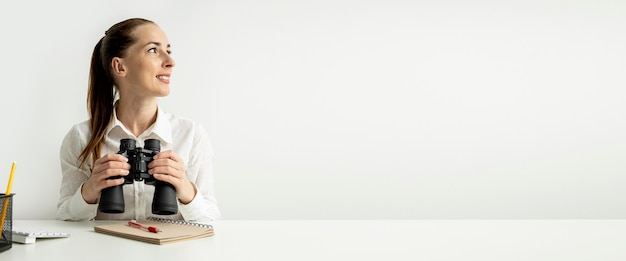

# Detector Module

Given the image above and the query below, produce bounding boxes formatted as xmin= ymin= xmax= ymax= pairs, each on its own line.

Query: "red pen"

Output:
xmin=128 ymin=220 xmax=162 ymax=233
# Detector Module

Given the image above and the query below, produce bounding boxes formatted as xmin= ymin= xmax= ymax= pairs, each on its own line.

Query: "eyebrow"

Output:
xmin=144 ymin=42 xmax=171 ymax=48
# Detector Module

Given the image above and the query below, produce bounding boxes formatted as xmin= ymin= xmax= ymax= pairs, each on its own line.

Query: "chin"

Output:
xmin=156 ymin=87 xmax=171 ymax=97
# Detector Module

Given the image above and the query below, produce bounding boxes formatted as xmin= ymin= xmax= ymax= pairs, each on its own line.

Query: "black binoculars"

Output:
xmin=98 ymin=138 xmax=178 ymax=215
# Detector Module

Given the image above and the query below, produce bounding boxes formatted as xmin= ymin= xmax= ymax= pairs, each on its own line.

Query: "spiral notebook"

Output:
xmin=94 ymin=217 xmax=214 ymax=245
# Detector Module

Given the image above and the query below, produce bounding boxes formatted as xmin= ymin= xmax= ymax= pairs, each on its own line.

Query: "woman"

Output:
xmin=57 ymin=18 xmax=220 ymax=223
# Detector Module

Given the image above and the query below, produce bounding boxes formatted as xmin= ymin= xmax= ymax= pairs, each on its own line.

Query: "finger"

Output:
xmin=153 ymin=150 xmax=182 ymax=162
xmin=87 ymin=171 xmax=128 ymax=190
xmin=92 ymin=154 xmax=130 ymax=174
xmin=91 ymin=164 xmax=131 ymax=179
xmin=99 ymin=159 xmax=131 ymax=171
xmin=91 ymin=162 xmax=131 ymax=181
xmin=148 ymin=158 xmax=183 ymax=171
xmin=97 ymin=177 xmax=126 ymax=190
xmin=152 ymin=173 xmax=175 ymax=183
xmin=152 ymin=173 xmax=188 ymax=188
xmin=105 ymin=168 xmax=131 ymax=179
xmin=96 ymin=153 xmax=129 ymax=164
xmin=84 ymin=174 xmax=125 ymax=197
xmin=149 ymin=165 xmax=184 ymax=178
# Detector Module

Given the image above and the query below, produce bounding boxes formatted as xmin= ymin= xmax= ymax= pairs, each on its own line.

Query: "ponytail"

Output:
xmin=78 ymin=37 xmax=115 ymax=168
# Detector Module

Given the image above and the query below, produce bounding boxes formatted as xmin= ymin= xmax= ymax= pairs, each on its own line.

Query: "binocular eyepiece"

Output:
xmin=98 ymin=138 xmax=178 ymax=215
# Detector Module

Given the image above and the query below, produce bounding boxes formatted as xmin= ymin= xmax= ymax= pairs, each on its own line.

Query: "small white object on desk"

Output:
xmin=12 ymin=230 xmax=71 ymax=244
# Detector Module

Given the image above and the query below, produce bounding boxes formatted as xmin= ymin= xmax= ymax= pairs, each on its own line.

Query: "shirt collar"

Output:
xmin=107 ymin=105 xmax=173 ymax=144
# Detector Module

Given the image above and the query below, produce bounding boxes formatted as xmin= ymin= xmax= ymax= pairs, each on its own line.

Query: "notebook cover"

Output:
xmin=94 ymin=219 xmax=214 ymax=245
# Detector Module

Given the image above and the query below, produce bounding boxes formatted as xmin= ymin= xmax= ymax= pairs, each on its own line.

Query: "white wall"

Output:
xmin=1 ymin=0 xmax=625 ymax=220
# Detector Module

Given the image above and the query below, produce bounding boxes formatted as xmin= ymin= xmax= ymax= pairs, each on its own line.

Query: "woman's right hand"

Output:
xmin=81 ymin=154 xmax=131 ymax=204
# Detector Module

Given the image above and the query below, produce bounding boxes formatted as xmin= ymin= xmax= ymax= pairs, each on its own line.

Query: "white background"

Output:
xmin=0 ymin=0 xmax=625 ymax=220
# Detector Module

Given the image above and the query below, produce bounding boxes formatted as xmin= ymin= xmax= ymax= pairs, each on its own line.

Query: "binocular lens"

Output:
xmin=144 ymin=139 xmax=160 ymax=152
xmin=120 ymin=139 xmax=136 ymax=151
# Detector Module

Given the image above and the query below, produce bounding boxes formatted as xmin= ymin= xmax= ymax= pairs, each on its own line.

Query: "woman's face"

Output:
xmin=115 ymin=23 xmax=175 ymax=99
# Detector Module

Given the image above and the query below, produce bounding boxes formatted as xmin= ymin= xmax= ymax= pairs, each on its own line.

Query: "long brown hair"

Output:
xmin=78 ymin=18 xmax=156 ymax=168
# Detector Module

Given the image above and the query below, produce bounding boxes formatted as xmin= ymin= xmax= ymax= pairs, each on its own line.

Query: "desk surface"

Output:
xmin=1 ymin=219 xmax=625 ymax=260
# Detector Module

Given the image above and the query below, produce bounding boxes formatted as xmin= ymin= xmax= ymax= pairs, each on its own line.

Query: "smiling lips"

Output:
xmin=157 ymin=74 xmax=171 ymax=84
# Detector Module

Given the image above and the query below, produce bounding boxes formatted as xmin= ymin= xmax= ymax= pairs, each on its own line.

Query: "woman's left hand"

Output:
xmin=148 ymin=150 xmax=196 ymax=204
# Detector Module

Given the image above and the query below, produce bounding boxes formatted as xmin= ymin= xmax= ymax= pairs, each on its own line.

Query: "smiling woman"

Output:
xmin=56 ymin=18 xmax=220 ymax=224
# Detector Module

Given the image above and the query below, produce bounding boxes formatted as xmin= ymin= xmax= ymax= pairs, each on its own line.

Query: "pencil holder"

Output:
xmin=0 ymin=193 xmax=13 ymax=253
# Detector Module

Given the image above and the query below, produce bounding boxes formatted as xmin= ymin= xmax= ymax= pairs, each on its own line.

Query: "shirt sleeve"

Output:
xmin=57 ymin=125 xmax=98 ymax=221
xmin=178 ymin=123 xmax=221 ymax=223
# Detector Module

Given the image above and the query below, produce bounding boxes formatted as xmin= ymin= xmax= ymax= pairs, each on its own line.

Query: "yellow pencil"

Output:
xmin=0 ymin=162 xmax=16 ymax=238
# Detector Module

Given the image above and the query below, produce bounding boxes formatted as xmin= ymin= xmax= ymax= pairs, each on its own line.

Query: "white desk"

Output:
xmin=1 ymin=219 xmax=625 ymax=260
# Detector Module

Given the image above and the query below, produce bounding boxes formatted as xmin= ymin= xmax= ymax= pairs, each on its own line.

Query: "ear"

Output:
xmin=111 ymin=57 xmax=127 ymax=77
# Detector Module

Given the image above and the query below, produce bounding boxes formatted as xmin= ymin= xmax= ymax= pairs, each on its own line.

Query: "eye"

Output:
xmin=148 ymin=48 xmax=157 ymax=53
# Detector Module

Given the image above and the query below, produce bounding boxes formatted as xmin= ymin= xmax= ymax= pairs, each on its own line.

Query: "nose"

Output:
xmin=164 ymin=53 xmax=175 ymax=68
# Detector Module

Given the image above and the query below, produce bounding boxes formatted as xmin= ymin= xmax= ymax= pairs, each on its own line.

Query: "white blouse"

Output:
xmin=57 ymin=107 xmax=220 ymax=223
